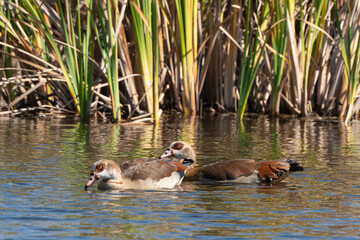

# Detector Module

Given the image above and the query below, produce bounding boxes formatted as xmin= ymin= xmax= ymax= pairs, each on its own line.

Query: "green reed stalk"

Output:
xmin=22 ymin=0 xmax=81 ymax=115
xmin=0 ymin=3 xmax=14 ymax=106
xmin=299 ymin=0 xmax=327 ymax=116
xmin=33 ymin=16 xmax=53 ymax=107
xmin=58 ymin=0 xmax=94 ymax=122
xmin=93 ymin=0 xmax=121 ymax=122
xmin=334 ymin=1 xmax=360 ymax=123
xmin=129 ymin=0 xmax=159 ymax=121
xmin=270 ymin=0 xmax=286 ymax=116
xmin=175 ymin=0 xmax=197 ymax=115
xmin=1 ymin=1 xmax=74 ymax=110
xmin=1 ymin=1 xmax=59 ymax=109
xmin=151 ymin=0 xmax=159 ymax=122
xmin=237 ymin=0 xmax=267 ymax=121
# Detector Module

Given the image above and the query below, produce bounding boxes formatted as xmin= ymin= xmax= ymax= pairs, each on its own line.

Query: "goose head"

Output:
xmin=85 ymin=159 xmax=122 ymax=190
xmin=161 ymin=141 xmax=196 ymax=165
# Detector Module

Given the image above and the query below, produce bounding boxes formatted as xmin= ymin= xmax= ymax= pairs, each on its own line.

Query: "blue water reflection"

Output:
xmin=1 ymin=115 xmax=360 ymax=239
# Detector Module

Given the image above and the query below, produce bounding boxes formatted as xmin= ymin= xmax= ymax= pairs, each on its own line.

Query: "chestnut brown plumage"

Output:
xmin=161 ymin=141 xmax=303 ymax=184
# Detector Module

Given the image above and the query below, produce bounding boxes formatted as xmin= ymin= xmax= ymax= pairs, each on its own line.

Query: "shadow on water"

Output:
xmin=1 ymin=114 xmax=360 ymax=238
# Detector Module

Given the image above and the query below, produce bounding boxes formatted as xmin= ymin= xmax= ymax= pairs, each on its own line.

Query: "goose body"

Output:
xmin=161 ymin=141 xmax=303 ymax=184
xmin=85 ymin=159 xmax=193 ymax=190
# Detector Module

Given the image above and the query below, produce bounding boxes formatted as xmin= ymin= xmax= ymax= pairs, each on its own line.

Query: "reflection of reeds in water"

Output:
xmin=6 ymin=115 xmax=360 ymax=178
xmin=3 ymin=118 xmax=360 ymax=238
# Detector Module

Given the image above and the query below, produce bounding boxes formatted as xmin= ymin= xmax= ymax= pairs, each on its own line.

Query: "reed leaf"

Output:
xmin=0 ymin=4 xmax=14 ymax=107
xmin=300 ymin=0 xmax=327 ymax=116
xmin=334 ymin=0 xmax=360 ymax=123
xmin=129 ymin=0 xmax=159 ymax=121
xmin=238 ymin=0 xmax=267 ymax=121
xmin=93 ymin=0 xmax=121 ymax=122
xmin=175 ymin=0 xmax=197 ymax=115
xmin=18 ymin=0 xmax=80 ymax=113
xmin=151 ymin=0 xmax=159 ymax=122
xmin=58 ymin=0 xmax=94 ymax=121
xmin=285 ymin=3 xmax=302 ymax=112
xmin=270 ymin=0 xmax=286 ymax=116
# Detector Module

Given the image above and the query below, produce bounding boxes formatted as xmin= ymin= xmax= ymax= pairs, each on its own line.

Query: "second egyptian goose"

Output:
xmin=84 ymin=158 xmax=193 ymax=190
xmin=160 ymin=141 xmax=304 ymax=184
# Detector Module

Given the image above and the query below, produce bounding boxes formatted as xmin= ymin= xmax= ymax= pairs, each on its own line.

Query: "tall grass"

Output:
xmin=94 ymin=0 xmax=121 ymax=122
xmin=59 ymin=0 xmax=94 ymax=122
xmin=334 ymin=0 xmax=360 ymax=123
xmin=23 ymin=0 xmax=81 ymax=110
xmin=129 ymin=0 xmax=159 ymax=122
xmin=175 ymin=0 xmax=197 ymax=115
xmin=237 ymin=0 xmax=267 ymax=121
xmin=270 ymin=0 xmax=286 ymax=116
xmin=0 ymin=3 xmax=14 ymax=108
xmin=299 ymin=0 xmax=328 ymax=117
xmin=223 ymin=2 xmax=241 ymax=111
xmin=0 ymin=0 xmax=95 ymax=121
xmin=34 ymin=0 xmax=94 ymax=122
xmin=285 ymin=0 xmax=331 ymax=116
xmin=1 ymin=0 xmax=360 ymax=124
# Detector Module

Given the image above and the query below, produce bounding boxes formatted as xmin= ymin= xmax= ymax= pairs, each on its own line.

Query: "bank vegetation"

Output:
xmin=0 ymin=0 xmax=359 ymax=124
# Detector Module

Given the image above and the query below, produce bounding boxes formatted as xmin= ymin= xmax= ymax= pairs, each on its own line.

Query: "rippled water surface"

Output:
xmin=1 ymin=114 xmax=360 ymax=239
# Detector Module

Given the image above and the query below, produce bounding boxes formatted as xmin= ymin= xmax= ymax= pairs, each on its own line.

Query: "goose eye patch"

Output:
xmin=173 ymin=142 xmax=184 ymax=150
xmin=96 ymin=164 xmax=104 ymax=171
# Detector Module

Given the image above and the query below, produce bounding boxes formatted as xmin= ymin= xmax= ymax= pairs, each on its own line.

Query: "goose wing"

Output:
xmin=122 ymin=160 xmax=186 ymax=181
xmin=196 ymin=159 xmax=258 ymax=180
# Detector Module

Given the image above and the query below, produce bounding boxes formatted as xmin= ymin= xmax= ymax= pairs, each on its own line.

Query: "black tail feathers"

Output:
xmin=286 ymin=158 xmax=304 ymax=172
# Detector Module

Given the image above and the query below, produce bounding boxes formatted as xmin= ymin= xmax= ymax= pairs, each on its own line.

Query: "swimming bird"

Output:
xmin=84 ymin=158 xmax=193 ymax=190
xmin=160 ymin=141 xmax=304 ymax=184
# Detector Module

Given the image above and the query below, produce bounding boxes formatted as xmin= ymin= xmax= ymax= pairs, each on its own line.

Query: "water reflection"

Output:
xmin=1 ymin=115 xmax=360 ymax=238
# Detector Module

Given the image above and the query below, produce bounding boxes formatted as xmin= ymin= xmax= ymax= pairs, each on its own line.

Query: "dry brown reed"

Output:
xmin=0 ymin=0 xmax=360 ymax=123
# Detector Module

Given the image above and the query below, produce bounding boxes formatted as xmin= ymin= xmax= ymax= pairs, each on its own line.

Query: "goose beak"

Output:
xmin=84 ymin=174 xmax=99 ymax=190
xmin=160 ymin=149 xmax=172 ymax=159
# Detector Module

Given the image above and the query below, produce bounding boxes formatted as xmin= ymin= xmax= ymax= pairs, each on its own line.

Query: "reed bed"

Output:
xmin=0 ymin=0 xmax=359 ymax=123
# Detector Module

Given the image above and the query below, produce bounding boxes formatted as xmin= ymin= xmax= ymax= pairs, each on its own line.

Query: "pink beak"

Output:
xmin=160 ymin=149 xmax=172 ymax=159
xmin=84 ymin=174 xmax=99 ymax=190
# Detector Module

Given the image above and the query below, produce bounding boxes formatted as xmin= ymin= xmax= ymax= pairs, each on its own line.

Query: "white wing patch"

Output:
xmin=121 ymin=171 xmax=182 ymax=190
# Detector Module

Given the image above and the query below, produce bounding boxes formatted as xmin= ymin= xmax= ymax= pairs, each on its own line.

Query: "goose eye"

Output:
xmin=96 ymin=164 xmax=104 ymax=171
xmin=173 ymin=143 xmax=182 ymax=150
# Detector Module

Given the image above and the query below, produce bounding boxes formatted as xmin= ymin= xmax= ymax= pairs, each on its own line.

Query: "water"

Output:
xmin=1 ymin=114 xmax=360 ymax=239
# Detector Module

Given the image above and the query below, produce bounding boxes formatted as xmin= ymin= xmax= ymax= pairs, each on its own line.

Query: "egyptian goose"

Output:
xmin=84 ymin=158 xmax=193 ymax=190
xmin=160 ymin=141 xmax=304 ymax=184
